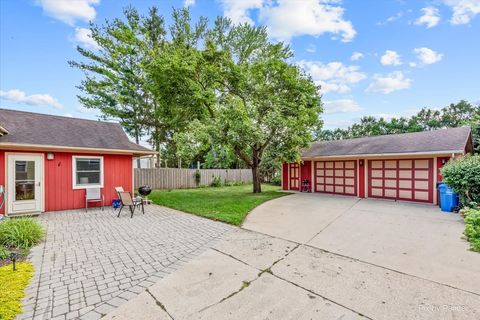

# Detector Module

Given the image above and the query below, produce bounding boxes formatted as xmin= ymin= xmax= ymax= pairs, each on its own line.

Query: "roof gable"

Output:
xmin=302 ymin=127 xmax=472 ymax=158
xmin=0 ymin=108 xmax=152 ymax=154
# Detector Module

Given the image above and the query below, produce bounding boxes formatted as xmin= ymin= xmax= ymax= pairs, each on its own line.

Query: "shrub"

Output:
xmin=270 ymin=174 xmax=282 ymax=186
xmin=211 ymin=176 xmax=222 ymax=187
xmin=0 ymin=246 xmax=9 ymax=260
xmin=464 ymin=208 xmax=480 ymax=252
xmin=0 ymin=218 xmax=44 ymax=249
xmin=441 ymin=155 xmax=480 ymax=207
xmin=194 ymin=170 xmax=201 ymax=187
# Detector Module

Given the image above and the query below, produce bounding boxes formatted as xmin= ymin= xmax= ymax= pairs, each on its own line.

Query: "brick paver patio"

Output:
xmin=18 ymin=205 xmax=233 ymax=320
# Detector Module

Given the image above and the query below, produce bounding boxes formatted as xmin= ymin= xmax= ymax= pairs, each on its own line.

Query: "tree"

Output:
xmin=69 ymin=7 xmax=167 ymax=166
xmin=172 ymin=18 xmax=322 ymax=193
xmin=316 ymin=100 xmax=480 ymax=152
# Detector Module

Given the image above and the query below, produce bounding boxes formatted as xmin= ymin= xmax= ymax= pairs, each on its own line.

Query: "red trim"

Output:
xmin=282 ymin=163 xmax=289 ymax=190
xmin=314 ymin=160 xmax=357 ymax=196
xmin=300 ymin=161 xmax=312 ymax=192
xmin=358 ymin=159 xmax=365 ymax=198
xmin=289 ymin=163 xmax=300 ymax=190
xmin=368 ymin=159 xmax=434 ymax=203
xmin=436 ymin=157 xmax=450 ymax=182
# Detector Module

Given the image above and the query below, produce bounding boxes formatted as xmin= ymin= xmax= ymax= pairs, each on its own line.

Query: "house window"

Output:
xmin=72 ymin=156 xmax=104 ymax=189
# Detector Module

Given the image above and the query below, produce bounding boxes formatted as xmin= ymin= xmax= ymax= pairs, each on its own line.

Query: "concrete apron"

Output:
xmin=242 ymin=193 xmax=480 ymax=295
xmin=103 ymin=228 xmax=480 ymax=320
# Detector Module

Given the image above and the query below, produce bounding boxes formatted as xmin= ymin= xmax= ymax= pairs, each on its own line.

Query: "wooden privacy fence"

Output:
xmin=134 ymin=168 xmax=253 ymax=189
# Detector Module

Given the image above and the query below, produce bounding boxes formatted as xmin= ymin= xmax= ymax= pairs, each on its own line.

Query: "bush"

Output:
xmin=464 ymin=208 xmax=480 ymax=252
xmin=194 ymin=170 xmax=201 ymax=187
xmin=0 ymin=246 xmax=9 ymax=260
xmin=211 ymin=176 xmax=222 ymax=187
xmin=270 ymin=174 xmax=282 ymax=186
xmin=441 ymin=155 xmax=480 ymax=207
xmin=0 ymin=218 xmax=44 ymax=249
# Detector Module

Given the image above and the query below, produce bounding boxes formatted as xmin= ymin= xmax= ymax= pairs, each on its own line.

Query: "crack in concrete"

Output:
xmin=146 ymin=288 xmax=175 ymax=320
xmin=197 ymin=243 xmax=301 ymax=313
xmin=305 ymin=198 xmax=362 ymax=244
xmin=240 ymin=222 xmax=480 ymax=298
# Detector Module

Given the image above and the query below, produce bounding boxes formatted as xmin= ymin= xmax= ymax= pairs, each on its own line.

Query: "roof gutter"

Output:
xmin=301 ymin=150 xmax=465 ymax=160
xmin=0 ymin=142 xmax=157 ymax=156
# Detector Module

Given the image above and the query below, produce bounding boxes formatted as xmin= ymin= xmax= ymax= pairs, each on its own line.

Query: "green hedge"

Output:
xmin=464 ymin=208 xmax=480 ymax=252
xmin=441 ymin=155 xmax=480 ymax=207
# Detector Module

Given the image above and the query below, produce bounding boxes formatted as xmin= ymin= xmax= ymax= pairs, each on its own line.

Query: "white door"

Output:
xmin=7 ymin=154 xmax=44 ymax=215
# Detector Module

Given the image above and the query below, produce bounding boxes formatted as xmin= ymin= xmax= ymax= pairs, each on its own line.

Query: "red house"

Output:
xmin=0 ymin=109 xmax=154 ymax=216
xmin=282 ymin=127 xmax=474 ymax=205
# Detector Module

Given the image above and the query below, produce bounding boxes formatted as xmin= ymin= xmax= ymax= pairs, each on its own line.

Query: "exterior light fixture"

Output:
xmin=10 ymin=250 xmax=19 ymax=271
xmin=47 ymin=152 xmax=54 ymax=160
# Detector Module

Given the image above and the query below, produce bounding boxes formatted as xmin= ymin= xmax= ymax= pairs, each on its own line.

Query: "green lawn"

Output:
xmin=149 ymin=184 xmax=289 ymax=225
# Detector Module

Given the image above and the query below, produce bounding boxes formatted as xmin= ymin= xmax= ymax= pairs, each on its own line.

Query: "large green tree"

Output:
xmin=168 ymin=18 xmax=322 ymax=192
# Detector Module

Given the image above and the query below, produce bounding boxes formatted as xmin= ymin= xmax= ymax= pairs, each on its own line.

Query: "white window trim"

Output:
xmin=72 ymin=156 xmax=104 ymax=189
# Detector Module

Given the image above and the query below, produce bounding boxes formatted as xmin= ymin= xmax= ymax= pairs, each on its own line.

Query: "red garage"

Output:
xmin=282 ymin=127 xmax=474 ymax=204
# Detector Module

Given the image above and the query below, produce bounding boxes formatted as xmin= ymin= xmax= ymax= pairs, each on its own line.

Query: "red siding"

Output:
xmin=0 ymin=151 xmax=5 ymax=215
xmin=1 ymin=150 xmax=133 ymax=214
xmin=282 ymin=163 xmax=288 ymax=190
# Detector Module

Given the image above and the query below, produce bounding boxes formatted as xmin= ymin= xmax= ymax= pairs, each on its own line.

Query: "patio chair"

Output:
xmin=115 ymin=186 xmax=144 ymax=217
xmin=117 ymin=191 xmax=144 ymax=218
xmin=86 ymin=188 xmax=104 ymax=212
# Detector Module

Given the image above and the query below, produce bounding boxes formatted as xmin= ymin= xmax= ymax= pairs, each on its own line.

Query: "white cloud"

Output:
xmin=409 ymin=61 xmax=417 ymax=67
xmin=323 ymin=118 xmax=355 ymax=129
xmin=73 ymin=27 xmax=99 ymax=49
xmin=184 ymin=0 xmax=195 ymax=7
xmin=63 ymin=113 xmax=73 ymax=118
xmin=306 ymin=44 xmax=316 ymax=53
xmin=323 ymin=99 xmax=362 ymax=114
xmin=220 ymin=0 xmax=263 ymax=25
xmin=350 ymin=52 xmax=364 ymax=61
xmin=220 ymin=0 xmax=356 ymax=42
xmin=366 ymin=71 xmax=412 ymax=94
xmin=415 ymin=7 xmax=441 ymax=28
xmin=76 ymin=106 xmax=96 ymax=113
xmin=298 ymin=60 xmax=367 ymax=94
xmin=35 ymin=0 xmax=100 ymax=26
xmin=0 ymin=89 xmax=63 ymax=109
xmin=414 ymin=47 xmax=443 ymax=64
xmin=380 ymin=50 xmax=402 ymax=66
xmin=377 ymin=11 xmax=403 ymax=25
xmin=443 ymin=0 xmax=480 ymax=24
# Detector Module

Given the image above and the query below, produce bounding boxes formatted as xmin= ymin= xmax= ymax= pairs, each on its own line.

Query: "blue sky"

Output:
xmin=1 ymin=0 xmax=479 ymax=131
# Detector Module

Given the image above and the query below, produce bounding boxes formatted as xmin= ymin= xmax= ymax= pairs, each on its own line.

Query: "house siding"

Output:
xmin=0 ymin=150 xmax=133 ymax=214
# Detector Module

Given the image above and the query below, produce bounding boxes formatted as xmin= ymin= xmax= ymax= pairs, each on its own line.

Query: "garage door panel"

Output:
xmin=384 ymin=180 xmax=397 ymax=188
xmin=315 ymin=160 xmax=357 ymax=196
xmin=368 ymin=159 xmax=433 ymax=203
xmin=415 ymin=171 xmax=429 ymax=179
xmin=345 ymin=178 xmax=355 ymax=186
xmin=399 ymin=171 xmax=412 ymax=179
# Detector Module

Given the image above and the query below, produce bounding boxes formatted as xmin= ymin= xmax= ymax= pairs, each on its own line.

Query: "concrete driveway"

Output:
xmin=243 ymin=193 xmax=480 ymax=294
xmin=104 ymin=194 xmax=480 ymax=320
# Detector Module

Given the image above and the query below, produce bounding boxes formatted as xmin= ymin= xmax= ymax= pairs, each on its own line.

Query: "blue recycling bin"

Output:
xmin=438 ymin=183 xmax=459 ymax=213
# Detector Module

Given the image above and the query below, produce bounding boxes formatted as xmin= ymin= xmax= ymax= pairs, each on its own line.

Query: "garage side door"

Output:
xmin=368 ymin=159 xmax=433 ymax=203
xmin=289 ymin=163 xmax=299 ymax=190
xmin=315 ymin=160 xmax=357 ymax=196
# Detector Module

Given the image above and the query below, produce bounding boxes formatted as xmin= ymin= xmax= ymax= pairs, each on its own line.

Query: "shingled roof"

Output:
xmin=0 ymin=108 xmax=154 ymax=155
xmin=302 ymin=127 xmax=473 ymax=158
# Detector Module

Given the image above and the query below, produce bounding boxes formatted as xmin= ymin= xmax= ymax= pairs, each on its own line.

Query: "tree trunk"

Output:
xmin=251 ymin=150 xmax=261 ymax=193
xmin=134 ymin=130 xmax=141 ymax=168
xmin=252 ymin=165 xmax=261 ymax=193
